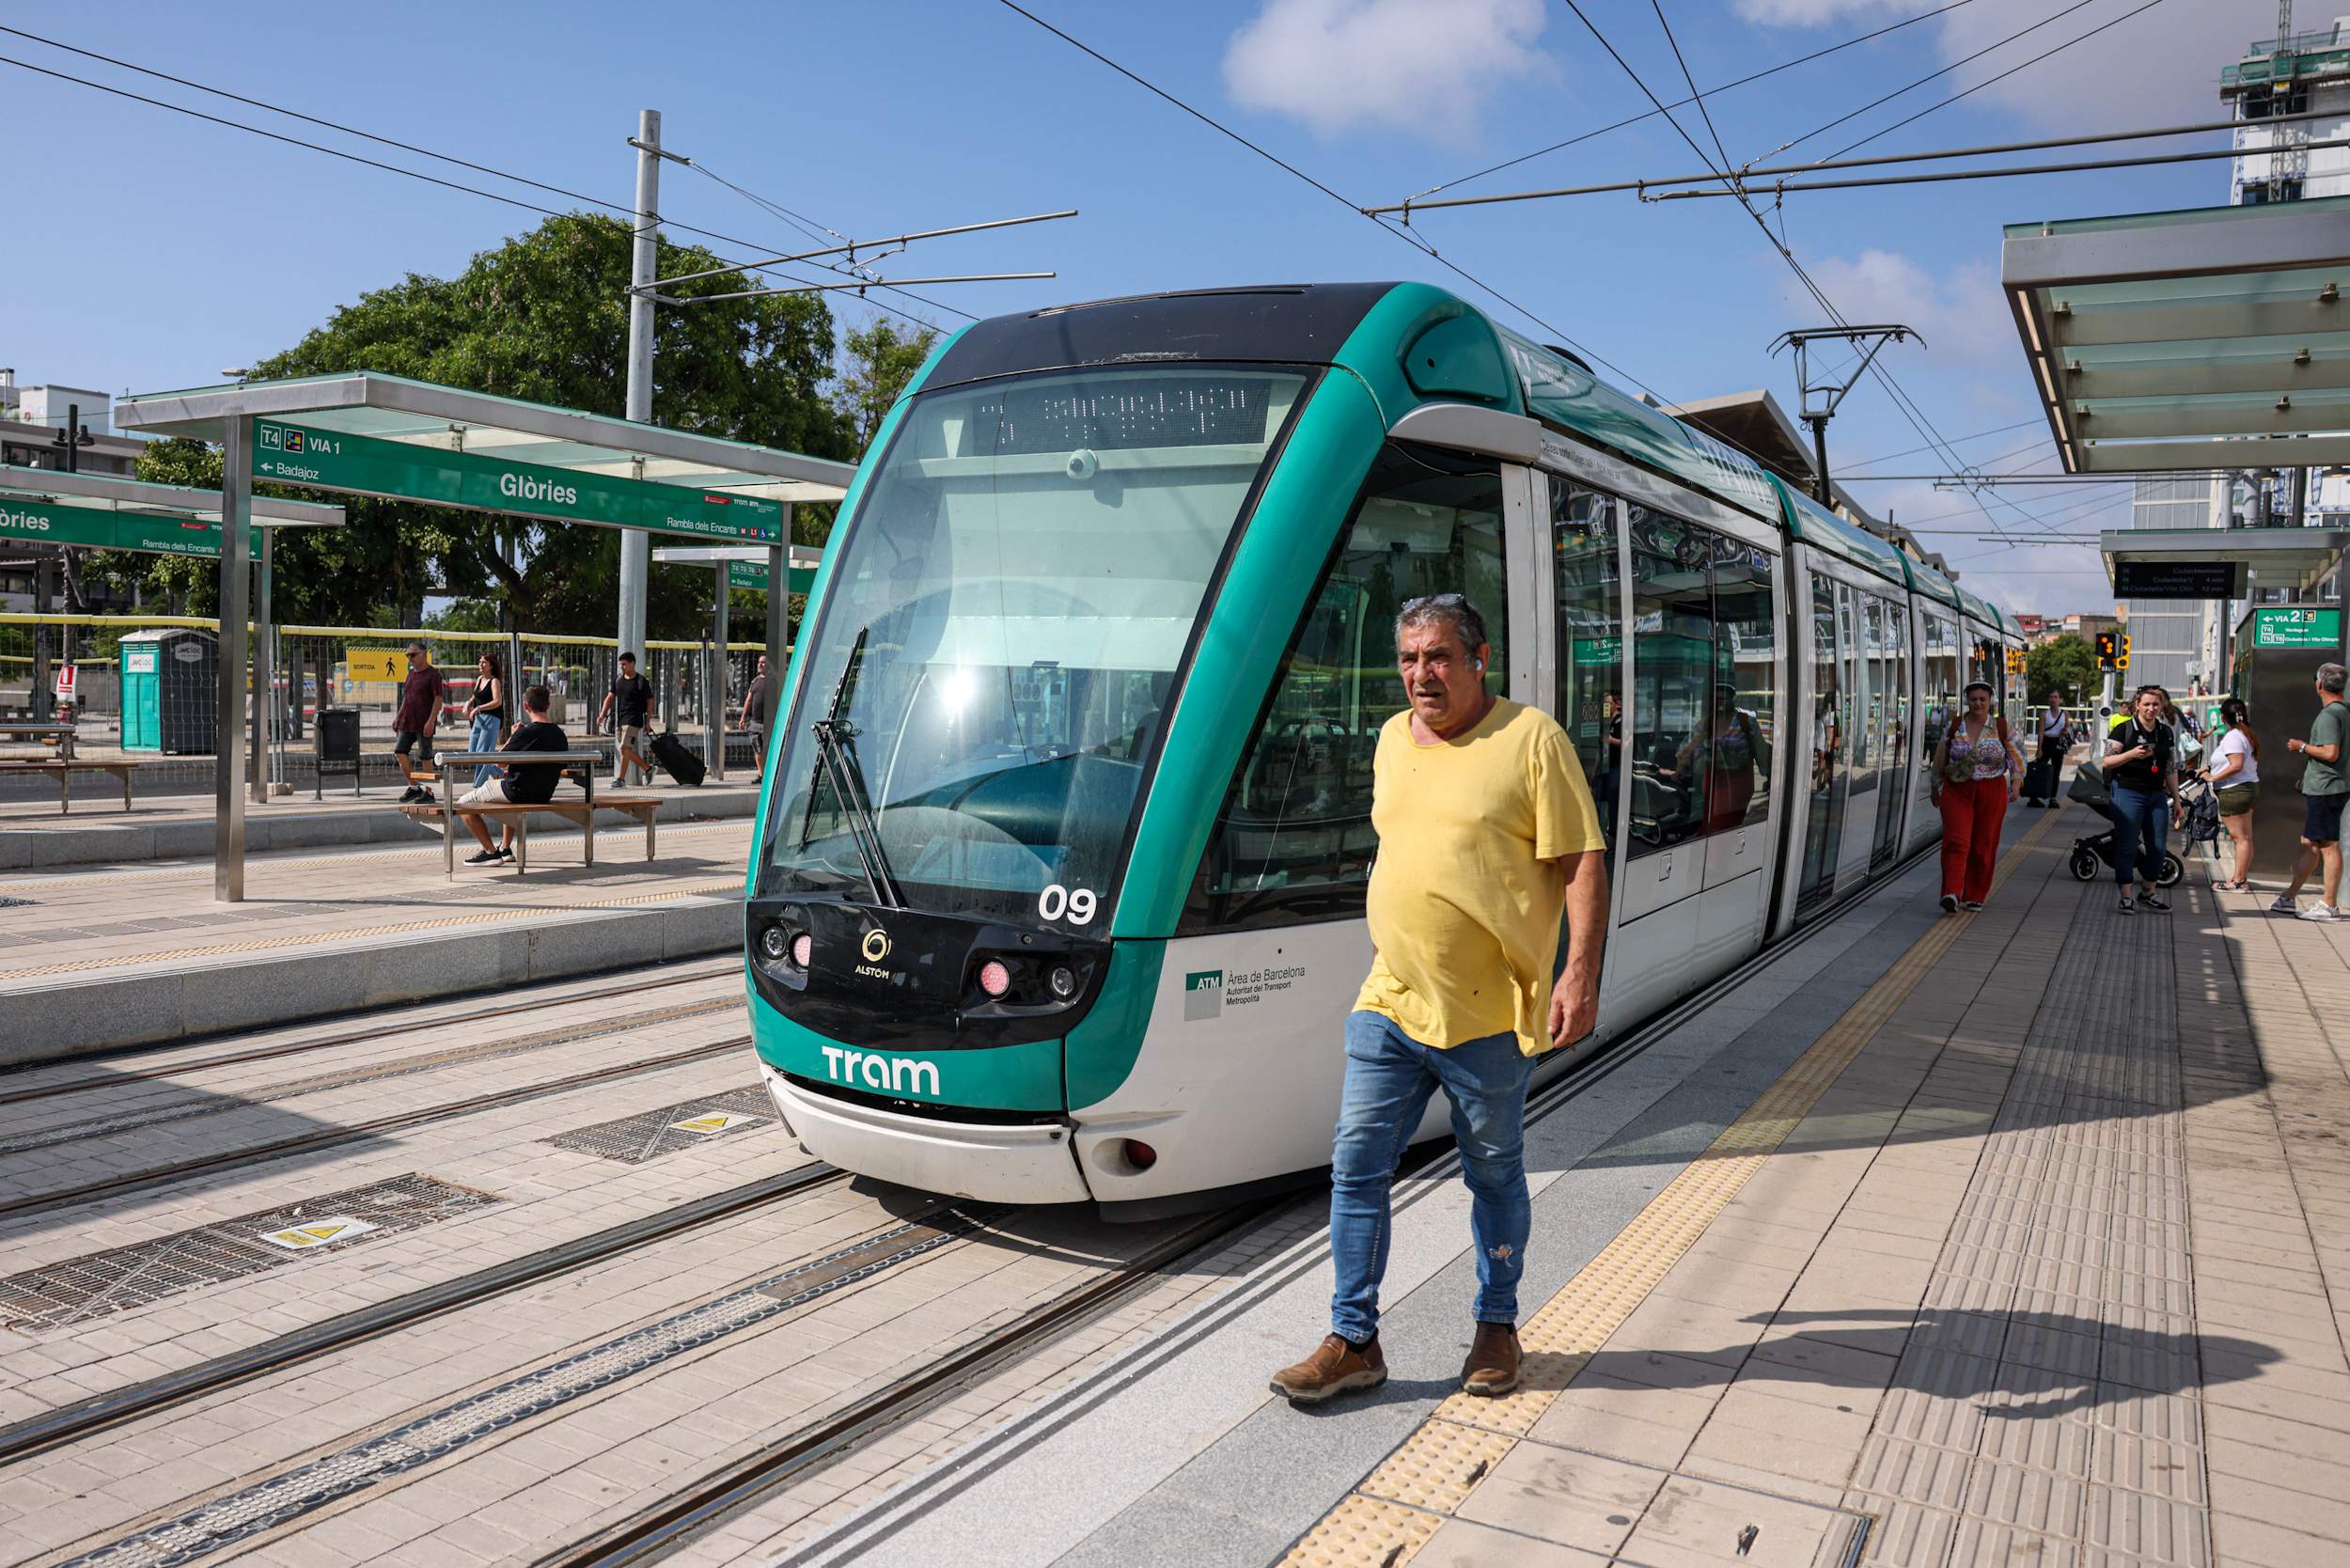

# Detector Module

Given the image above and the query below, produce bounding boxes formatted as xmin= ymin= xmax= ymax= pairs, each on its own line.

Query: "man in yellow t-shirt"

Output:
xmin=1272 ymin=592 xmax=1609 ymax=1407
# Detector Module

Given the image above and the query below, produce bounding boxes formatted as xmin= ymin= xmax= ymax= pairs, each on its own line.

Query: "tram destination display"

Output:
xmin=2112 ymin=559 xmax=2238 ymax=599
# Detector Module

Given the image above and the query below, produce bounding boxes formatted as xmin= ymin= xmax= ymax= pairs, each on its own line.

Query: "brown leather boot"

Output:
xmin=1461 ymin=1321 xmax=1521 ymax=1396
xmin=1269 ymin=1333 xmax=1386 ymax=1403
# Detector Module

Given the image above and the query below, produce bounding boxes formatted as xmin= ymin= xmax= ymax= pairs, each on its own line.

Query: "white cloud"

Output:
xmin=1776 ymin=247 xmax=2013 ymax=363
xmin=1732 ymin=0 xmax=2250 ymax=133
xmin=1222 ymin=0 xmax=1554 ymax=146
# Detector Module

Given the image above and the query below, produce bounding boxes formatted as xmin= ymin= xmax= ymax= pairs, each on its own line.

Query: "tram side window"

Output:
xmin=1551 ymin=477 xmax=1622 ymax=848
xmin=1626 ymin=509 xmax=1773 ymax=858
xmin=1180 ymin=444 xmax=1510 ymax=933
xmin=1919 ymin=611 xmax=1962 ymax=770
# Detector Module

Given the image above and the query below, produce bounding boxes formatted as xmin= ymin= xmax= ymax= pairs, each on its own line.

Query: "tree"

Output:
xmin=832 ymin=319 xmax=940 ymax=454
xmin=100 ymin=214 xmax=858 ymax=637
xmin=2028 ymin=634 xmax=2100 ymax=706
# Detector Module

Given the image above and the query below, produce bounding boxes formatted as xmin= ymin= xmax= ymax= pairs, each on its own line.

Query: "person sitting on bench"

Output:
xmin=452 ymin=684 xmax=569 ymax=866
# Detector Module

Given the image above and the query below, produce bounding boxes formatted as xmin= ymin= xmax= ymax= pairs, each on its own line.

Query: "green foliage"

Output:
xmin=833 ymin=319 xmax=940 ymax=451
xmin=2028 ymin=634 xmax=2100 ymax=705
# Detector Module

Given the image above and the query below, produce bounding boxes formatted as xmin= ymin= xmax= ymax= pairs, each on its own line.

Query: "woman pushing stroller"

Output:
xmin=2106 ymin=684 xmax=2186 ymax=916
xmin=1931 ymin=680 xmax=2026 ymax=914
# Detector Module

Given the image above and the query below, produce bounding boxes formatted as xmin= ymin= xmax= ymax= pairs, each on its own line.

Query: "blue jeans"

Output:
xmin=2110 ymin=781 xmax=2168 ymax=888
xmin=1329 ymin=1011 xmax=1534 ymax=1342
xmin=468 ymin=713 xmax=503 ymax=786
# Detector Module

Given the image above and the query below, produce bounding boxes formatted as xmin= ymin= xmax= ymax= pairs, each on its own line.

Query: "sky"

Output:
xmin=5 ymin=0 xmax=2268 ymax=615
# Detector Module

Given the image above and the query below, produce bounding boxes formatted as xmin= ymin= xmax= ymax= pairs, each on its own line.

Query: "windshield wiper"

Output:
xmin=809 ymin=628 xmax=904 ymax=909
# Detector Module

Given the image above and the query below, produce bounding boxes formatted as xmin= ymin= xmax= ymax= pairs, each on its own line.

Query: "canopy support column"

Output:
xmin=616 ymin=108 xmax=660 ymax=683
xmin=250 ymin=525 xmax=273 ymax=804
xmin=215 ymin=416 xmax=251 ymax=902
xmin=711 ymin=562 xmax=728 ymax=782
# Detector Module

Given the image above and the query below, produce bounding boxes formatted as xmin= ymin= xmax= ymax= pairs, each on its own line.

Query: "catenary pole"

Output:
xmin=616 ymin=108 xmax=660 ymax=775
xmin=215 ymin=416 xmax=251 ymax=902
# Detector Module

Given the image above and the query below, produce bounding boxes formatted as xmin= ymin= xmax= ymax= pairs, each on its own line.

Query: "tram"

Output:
xmin=743 ymin=283 xmax=2025 ymax=1212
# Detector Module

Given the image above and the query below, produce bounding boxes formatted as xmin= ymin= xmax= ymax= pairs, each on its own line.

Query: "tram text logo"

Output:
xmin=1184 ymin=970 xmax=1223 ymax=1021
xmin=819 ymin=1045 xmax=940 ymax=1097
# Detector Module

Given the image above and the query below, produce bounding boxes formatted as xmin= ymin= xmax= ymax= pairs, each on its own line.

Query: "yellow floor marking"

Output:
xmin=0 ymin=878 xmax=741 ymax=981
xmin=0 ymin=819 xmax=745 ymax=893
xmin=1277 ymin=811 xmax=2061 ymax=1567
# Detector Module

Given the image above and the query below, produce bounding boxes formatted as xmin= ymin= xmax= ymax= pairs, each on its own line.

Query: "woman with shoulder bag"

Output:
xmin=2203 ymin=697 xmax=2260 ymax=891
xmin=2105 ymin=684 xmax=2186 ymax=916
xmin=1930 ymin=680 xmax=2024 ymax=914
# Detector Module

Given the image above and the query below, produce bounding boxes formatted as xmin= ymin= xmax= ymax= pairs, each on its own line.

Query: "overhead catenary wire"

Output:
xmin=0 ymin=27 xmax=976 ymax=328
xmin=1656 ymin=134 xmax=2350 ymax=201
xmin=1416 ymin=0 xmax=1980 ymax=201
xmin=1843 ymin=417 xmax=2044 ymax=470
xmin=1371 ymin=104 xmax=2349 ymax=214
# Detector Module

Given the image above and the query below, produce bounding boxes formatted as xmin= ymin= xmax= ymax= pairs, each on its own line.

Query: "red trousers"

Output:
xmin=1938 ymin=777 xmax=2009 ymax=904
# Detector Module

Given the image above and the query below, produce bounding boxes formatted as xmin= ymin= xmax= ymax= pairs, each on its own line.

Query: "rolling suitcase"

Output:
xmin=2021 ymin=754 xmax=2059 ymax=805
xmin=649 ymin=730 xmax=706 ymax=788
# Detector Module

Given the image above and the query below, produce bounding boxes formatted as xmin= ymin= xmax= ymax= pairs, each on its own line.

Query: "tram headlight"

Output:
xmin=1048 ymin=964 xmax=1078 ymax=1000
xmin=791 ymin=931 xmax=813 ymax=968
xmin=759 ymin=925 xmax=790 ymax=964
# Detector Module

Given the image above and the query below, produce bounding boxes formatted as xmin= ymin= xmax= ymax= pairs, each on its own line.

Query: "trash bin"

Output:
xmin=315 ymin=705 xmax=362 ymax=798
xmin=118 ymin=628 xmax=217 ymax=755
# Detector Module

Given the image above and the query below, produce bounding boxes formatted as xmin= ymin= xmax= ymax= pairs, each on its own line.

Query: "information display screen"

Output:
xmin=2113 ymin=559 xmax=2237 ymax=599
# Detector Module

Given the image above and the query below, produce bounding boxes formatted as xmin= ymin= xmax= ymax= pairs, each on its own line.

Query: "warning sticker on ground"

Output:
xmin=256 ymin=1215 xmax=381 ymax=1251
xmin=669 ymin=1112 xmax=763 ymax=1137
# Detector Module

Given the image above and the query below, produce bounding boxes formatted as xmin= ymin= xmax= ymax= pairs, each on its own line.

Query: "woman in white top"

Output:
xmin=2204 ymin=697 xmax=2260 ymax=891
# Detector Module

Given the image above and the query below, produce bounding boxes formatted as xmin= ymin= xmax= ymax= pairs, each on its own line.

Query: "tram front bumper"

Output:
xmin=760 ymin=1064 xmax=1091 ymax=1205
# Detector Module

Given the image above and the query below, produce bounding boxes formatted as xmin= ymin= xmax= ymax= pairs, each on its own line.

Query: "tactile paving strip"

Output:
xmin=0 ymin=1173 xmax=496 ymax=1333
xmin=541 ymin=1085 xmax=772 ymax=1163
xmin=0 ymin=878 xmax=738 ymax=980
xmin=1274 ymin=814 xmax=2060 ymax=1566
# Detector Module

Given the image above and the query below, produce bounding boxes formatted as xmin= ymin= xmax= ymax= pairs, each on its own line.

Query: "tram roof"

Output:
xmin=1899 ymin=552 xmax=1965 ymax=610
xmin=1769 ymin=477 xmax=1909 ymax=588
xmin=2003 ymin=195 xmax=2350 ymax=474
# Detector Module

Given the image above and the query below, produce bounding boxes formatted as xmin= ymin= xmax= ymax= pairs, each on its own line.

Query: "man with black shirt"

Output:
xmin=391 ymin=641 xmax=448 ymax=803
xmin=451 ymin=685 xmax=569 ymax=865
xmin=2104 ymin=685 xmax=2184 ymax=916
xmin=598 ymin=651 xmax=654 ymax=787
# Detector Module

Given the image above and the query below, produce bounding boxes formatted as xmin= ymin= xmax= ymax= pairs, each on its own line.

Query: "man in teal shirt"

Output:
xmin=2272 ymin=663 xmax=2350 ymax=921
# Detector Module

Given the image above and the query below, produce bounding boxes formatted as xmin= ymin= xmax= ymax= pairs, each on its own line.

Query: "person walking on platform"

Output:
xmin=2107 ymin=685 xmax=2184 ymax=917
xmin=2270 ymin=663 xmax=2350 ymax=920
xmin=598 ymin=652 xmax=655 ymax=788
xmin=1269 ymin=593 xmax=1609 ymax=1406
xmin=2205 ymin=698 xmax=2260 ymax=892
xmin=1929 ymin=680 xmax=2021 ymax=915
xmin=2029 ymin=692 xmax=2069 ymax=808
xmin=464 ymin=651 xmax=506 ymax=788
xmin=392 ymin=640 xmax=447 ymax=805
xmin=737 ymin=654 xmax=770 ymax=781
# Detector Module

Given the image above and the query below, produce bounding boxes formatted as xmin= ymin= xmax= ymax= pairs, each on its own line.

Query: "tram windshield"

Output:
xmin=761 ymin=365 xmax=1310 ymax=932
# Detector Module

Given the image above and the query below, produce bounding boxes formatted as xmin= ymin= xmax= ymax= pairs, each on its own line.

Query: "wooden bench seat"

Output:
xmin=0 ymin=759 xmax=141 ymax=815
xmin=398 ymin=793 xmax=661 ymax=877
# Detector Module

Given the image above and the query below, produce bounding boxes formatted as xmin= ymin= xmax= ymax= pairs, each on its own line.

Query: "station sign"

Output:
xmin=2251 ymin=606 xmax=2342 ymax=649
xmin=725 ymin=559 xmax=818 ymax=595
xmin=0 ymin=494 xmax=261 ymax=558
xmin=2112 ymin=559 xmax=2239 ymax=599
xmin=251 ymin=420 xmax=783 ymax=544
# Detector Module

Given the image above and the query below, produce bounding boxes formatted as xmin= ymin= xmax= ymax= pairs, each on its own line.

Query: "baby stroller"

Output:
xmin=2065 ymin=758 xmax=2220 ymax=885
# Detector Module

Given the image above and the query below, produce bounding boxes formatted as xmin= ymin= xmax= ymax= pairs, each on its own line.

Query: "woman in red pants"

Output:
xmin=1930 ymin=680 xmax=2024 ymax=913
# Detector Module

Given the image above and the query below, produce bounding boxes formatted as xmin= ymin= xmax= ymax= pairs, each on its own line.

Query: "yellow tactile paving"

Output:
xmin=1276 ymin=813 xmax=2060 ymax=1567
xmin=0 ymin=877 xmax=740 ymax=980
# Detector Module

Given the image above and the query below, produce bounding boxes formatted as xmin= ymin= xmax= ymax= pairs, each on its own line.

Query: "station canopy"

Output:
xmin=113 ymin=371 xmax=854 ymax=544
xmin=2004 ymin=196 xmax=2350 ymax=474
xmin=651 ymin=542 xmax=822 ymax=595
xmin=0 ymin=463 xmax=343 ymax=557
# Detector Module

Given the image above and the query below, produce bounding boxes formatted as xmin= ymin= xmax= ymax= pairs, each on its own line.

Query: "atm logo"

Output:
xmin=819 ymin=1045 xmax=940 ymax=1097
xmin=1184 ymin=970 xmax=1223 ymax=1021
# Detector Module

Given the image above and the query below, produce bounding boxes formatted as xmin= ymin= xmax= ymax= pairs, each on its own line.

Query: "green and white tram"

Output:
xmin=744 ymin=284 xmax=2022 ymax=1210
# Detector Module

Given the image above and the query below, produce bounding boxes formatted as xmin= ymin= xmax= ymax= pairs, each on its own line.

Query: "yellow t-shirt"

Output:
xmin=1354 ymin=698 xmax=1607 ymax=1058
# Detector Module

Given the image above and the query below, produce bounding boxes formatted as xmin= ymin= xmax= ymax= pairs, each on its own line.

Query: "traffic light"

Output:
xmin=2117 ymin=632 xmax=2131 ymax=672
xmin=2094 ymin=632 xmax=2117 ymax=668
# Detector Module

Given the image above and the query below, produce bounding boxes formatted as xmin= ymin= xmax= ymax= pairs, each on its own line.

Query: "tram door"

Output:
xmin=1871 ymin=601 xmax=1912 ymax=870
xmin=1832 ymin=587 xmax=1882 ymax=889
xmin=1795 ymin=572 xmax=1846 ymax=914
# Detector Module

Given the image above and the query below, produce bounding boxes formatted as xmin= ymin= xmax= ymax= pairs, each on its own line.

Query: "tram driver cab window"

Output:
xmin=1182 ymin=442 xmax=1509 ymax=933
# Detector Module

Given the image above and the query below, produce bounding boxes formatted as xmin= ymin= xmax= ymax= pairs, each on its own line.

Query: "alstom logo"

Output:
xmin=499 ymin=472 xmax=579 ymax=507
xmin=820 ymin=1045 xmax=941 ymax=1097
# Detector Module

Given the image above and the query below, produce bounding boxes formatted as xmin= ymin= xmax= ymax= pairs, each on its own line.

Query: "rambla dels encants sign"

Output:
xmin=0 ymin=496 xmax=260 ymax=558
xmin=250 ymin=422 xmax=782 ymax=543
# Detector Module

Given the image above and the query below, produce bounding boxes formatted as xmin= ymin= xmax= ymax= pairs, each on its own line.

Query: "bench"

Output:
xmin=0 ymin=759 xmax=140 ymax=814
xmin=0 ymin=722 xmax=76 ymax=762
xmin=400 ymin=793 xmax=660 ymax=878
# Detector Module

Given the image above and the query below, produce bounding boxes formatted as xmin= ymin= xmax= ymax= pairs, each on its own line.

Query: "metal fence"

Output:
xmin=0 ymin=613 xmax=776 ymax=798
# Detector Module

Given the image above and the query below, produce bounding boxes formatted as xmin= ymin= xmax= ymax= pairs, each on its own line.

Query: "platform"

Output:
xmin=0 ymin=780 xmax=762 ymax=870
xmin=0 ymin=819 xmax=755 ymax=1062
xmin=786 ymin=806 xmax=2350 ymax=1568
